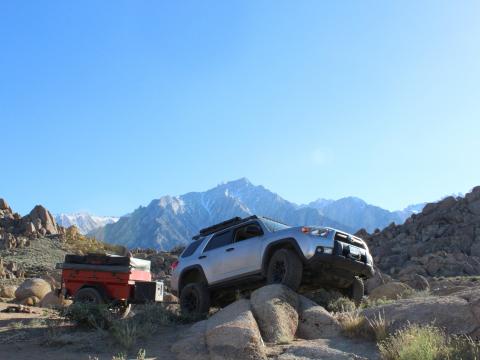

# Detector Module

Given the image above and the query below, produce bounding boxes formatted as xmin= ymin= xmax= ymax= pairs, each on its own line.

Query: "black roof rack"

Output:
xmin=192 ymin=215 xmax=258 ymax=240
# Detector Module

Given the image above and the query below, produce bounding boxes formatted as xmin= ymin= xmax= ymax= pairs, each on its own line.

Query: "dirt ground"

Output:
xmin=0 ymin=302 xmax=185 ymax=360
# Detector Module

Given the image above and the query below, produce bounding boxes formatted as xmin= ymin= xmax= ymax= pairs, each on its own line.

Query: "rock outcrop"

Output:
xmin=172 ymin=285 xmax=350 ymax=360
xmin=250 ymin=285 xmax=299 ymax=344
xmin=0 ymin=198 xmax=65 ymax=250
xmin=296 ymin=295 xmax=340 ymax=339
xmin=362 ymin=288 xmax=480 ymax=337
xmin=362 ymin=186 xmax=480 ymax=281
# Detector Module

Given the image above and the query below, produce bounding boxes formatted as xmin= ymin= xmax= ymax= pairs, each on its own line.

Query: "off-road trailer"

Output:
xmin=57 ymin=253 xmax=164 ymax=317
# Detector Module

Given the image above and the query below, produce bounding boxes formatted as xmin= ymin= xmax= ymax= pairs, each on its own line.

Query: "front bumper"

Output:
xmin=307 ymin=241 xmax=374 ymax=279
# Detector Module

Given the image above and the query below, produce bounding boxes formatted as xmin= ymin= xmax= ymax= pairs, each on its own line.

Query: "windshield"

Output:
xmin=260 ymin=217 xmax=290 ymax=232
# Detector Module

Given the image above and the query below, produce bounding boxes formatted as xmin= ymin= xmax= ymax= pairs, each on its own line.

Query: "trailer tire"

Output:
xmin=180 ymin=282 xmax=210 ymax=315
xmin=74 ymin=287 xmax=105 ymax=305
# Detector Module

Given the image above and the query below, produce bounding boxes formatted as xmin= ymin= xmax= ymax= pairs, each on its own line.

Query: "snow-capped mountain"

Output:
xmin=91 ymin=178 xmax=426 ymax=251
xmin=55 ymin=213 xmax=119 ymax=234
xmin=91 ymin=178 xmax=350 ymax=250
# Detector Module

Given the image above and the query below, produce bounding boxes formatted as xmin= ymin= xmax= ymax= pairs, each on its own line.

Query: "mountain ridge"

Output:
xmin=91 ymin=178 xmax=425 ymax=250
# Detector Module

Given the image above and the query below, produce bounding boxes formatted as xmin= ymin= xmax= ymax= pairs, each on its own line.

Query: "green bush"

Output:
xmin=327 ymin=297 xmax=356 ymax=313
xmin=379 ymin=324 xmax=448 ymax=360
xmin=306 ymin=288 xmax=345 ymax=309
xmin=64 ymin=303 xmax=113 ymax=329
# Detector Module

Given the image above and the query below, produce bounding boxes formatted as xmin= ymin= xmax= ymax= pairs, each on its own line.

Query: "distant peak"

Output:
xmin=222 ymin=178 xmax=253 ymax=187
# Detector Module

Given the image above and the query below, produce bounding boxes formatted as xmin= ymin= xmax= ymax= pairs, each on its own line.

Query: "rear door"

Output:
xmin=199 ymin=229 xmax=234 ymax=284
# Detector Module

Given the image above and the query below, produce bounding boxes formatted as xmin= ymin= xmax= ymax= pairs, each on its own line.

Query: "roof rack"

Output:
xmin=192 ymin=215 xmax=258 ymax=240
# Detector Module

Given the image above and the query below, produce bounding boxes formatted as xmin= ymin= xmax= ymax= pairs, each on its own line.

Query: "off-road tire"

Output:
xmin=180 ymin=282 xmax=210 ymax=315
xmin=350 ymin=277 xmax=364 ymax=306
xmin=266 ymin=248 xmax=303 ymax=291
xmin=74 ymin=287 xmax=105 ymax=305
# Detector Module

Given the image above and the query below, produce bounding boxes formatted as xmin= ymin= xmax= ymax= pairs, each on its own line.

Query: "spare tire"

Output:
xmin=180 ymin=282 xmax=210 ymax=315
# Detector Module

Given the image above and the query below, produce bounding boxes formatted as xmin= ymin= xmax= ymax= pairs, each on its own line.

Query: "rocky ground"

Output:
xmin=2 ymin=186 xmax=480 ymax=359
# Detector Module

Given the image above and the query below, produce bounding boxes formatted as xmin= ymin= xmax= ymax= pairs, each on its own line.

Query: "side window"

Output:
xmin=234 ymin=223 xmax=264 ymax=243
xmin=181 ymin=239 xmax=204 ymax=258
xmin=203 ymin=230 xmax=233 ymax=252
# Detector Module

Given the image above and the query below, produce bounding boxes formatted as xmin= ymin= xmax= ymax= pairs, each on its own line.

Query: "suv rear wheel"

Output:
xmin=180 ymin=282 xmax=210 ymax=315
xmin=350 ymin=276 xmax=364 ymax=306
xmin=266 ymin=248 xmax=303 ymax=291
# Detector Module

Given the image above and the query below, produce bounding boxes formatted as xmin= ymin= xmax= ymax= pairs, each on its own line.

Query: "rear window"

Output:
xmin=181 ymin=239 xmax=205 ymax=258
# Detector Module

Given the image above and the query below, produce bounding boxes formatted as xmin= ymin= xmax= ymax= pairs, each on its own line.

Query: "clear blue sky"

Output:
xmin=1 ymin=1 xmax=479 ymax=216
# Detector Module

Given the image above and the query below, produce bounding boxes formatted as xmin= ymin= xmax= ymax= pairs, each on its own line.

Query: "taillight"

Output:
xmin=171 ymin=260 xmax=179 ymax=271
xmin=301 ymin=227 xmax=311 ymax=233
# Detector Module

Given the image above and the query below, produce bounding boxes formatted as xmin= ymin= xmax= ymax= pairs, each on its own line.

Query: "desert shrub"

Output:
xmin=109 ymin=318 xmax=150 ymax=350
xmin=379 ymin=324 xmax=447 ymax=360
xmin=328 ymin=297 xmax=356 ymax=313
xmin=306 ymin=288 xmax=345 ymax=308
xmin=446 ymin=335 xmax=480 ymax=360
xmin=64 ymin=303 xmax=113 ymax=329
xmin=360 ymin=297 xmax=395 ymax=309
xmin=337 ymin=310 xmax=367 ymax=338
xmin=366 ymin=311 xmax=389 ymax=341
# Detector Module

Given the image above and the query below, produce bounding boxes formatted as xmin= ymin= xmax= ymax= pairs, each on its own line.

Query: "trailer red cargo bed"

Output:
xmin=58 ymin=254 xmax=163 ymax=306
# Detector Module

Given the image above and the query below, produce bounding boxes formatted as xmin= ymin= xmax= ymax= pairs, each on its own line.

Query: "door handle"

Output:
xmin=198 ymin=255 xmax=207 ymax=259
xmin=226 ymin=247 xmax=235 ymax=252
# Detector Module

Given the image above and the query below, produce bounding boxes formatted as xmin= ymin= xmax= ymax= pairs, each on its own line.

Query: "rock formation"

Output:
xmin=0 ymin=198 xmax=64 ymax=250
xmin=360 ymin=186 xmax=480 ymax=285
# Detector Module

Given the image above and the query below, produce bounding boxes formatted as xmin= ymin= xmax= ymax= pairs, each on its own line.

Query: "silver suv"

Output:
xmin=171 ymin=215 xmax=374 ymax=314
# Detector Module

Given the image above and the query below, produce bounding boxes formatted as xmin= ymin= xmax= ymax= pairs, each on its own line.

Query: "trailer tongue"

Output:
xmin=57 ymin=253 xmax=164 ymax=317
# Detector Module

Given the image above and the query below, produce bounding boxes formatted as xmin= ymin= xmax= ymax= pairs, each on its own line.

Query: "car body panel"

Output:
xmin=171 ymin=216 xmax=374 ymax=294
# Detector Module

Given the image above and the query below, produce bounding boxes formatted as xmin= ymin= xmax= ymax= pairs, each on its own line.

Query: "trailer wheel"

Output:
xmin=180 ymin=282 xmax=210 ymax=315
xmin=74 ymin=287 xmax=105 ymax=305
xmin=350 ymin=277 xmax=364 ymax=306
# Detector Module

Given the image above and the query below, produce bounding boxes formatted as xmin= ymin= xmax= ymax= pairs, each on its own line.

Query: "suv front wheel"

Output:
xmin=266 ymin=248 xmax=303 ymax=291
xmin=180 ymin=282 xmax=210 ymax=315
xmin=350 ymin=276 xmax=364 ymax=306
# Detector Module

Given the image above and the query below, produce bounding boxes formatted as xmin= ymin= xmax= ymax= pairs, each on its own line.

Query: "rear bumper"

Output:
xmin=306 ymin=240 xmax=374 ymax=279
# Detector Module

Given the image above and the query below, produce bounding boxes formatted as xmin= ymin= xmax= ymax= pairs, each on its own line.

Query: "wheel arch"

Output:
xmin=261 ymin=238 xmax=306 ymax=277
xmin=178 ymin=265 xmax=208 ymax=293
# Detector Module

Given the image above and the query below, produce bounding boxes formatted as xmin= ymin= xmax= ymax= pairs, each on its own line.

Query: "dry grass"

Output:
xmin=337 ymin=310 xmax=367 ymax=338
xmin=366 ymin=311 xmax=389 ymax=341
xmin=378 ymin=323 xmax=480 ymax=360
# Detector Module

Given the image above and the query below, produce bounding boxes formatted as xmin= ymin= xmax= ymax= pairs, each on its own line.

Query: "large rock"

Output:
xmin=171 ymin=320 xmax=209 ymax=360
xmin=15 ymin=278 xmax=52 ymax=301
xmin=250 ymin=284 xmax=299 ymax=344
xmin=368 ymin=281 xmax=412 ymax=301
xmin=362 ymin=295 xmax=478 ymax=336
xmin=0 ymin=285 xmax=17 ymax=298
xmin=39 ymin=291 xmax=66 ymax=308
xmin=0 ymin=198 xmax=11 ymax=212
xmin=296 ymin=295 xmax=340 ymax=339
xmin=206 ymin=299 xmax=266 ymax=360
xmin=277 ymin=339 xmax=372 ymax=360
xmin=364 ymin=268 xmax=392 ymax=294
xmin=24 ymin=205 xmax=59 ymax=235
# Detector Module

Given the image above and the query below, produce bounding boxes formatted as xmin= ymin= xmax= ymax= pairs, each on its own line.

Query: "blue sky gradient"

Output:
xmin=1 ymin=1 xmax=479 ymax=215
